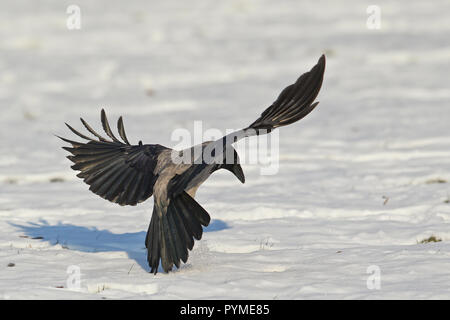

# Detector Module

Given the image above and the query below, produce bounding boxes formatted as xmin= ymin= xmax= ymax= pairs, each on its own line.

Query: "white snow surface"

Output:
xmin=1 ymin=0 xmax=450 ymax=299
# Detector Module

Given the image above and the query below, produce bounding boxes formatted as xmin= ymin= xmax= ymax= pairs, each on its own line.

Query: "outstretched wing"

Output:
xmin=58 ymin=109 xmax=170 ymax=206
xmin=206 ymin=55 xmax=326 ymax=161
xmin=248 ymin=54 xmax=326 ymax=131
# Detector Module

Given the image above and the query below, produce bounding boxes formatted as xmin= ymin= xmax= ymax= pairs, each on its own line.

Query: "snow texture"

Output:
xmin=1 ymin=0 xmax=450 ymax=299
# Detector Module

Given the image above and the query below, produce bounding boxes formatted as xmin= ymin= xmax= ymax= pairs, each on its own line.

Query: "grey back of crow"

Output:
xmin=59 ymin=55 xmax=326 ymax=274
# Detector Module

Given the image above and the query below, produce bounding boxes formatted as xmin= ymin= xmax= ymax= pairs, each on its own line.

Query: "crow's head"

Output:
xmin=219 ymin=146 xmax=245 ymax=184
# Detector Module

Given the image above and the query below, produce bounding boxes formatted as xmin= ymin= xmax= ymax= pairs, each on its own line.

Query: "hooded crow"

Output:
xmin=59 ymin=54 xmax=326 ymax=274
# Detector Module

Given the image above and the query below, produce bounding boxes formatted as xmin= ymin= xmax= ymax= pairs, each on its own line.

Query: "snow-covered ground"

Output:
xmin=1 ymin=0 xmax=450 ymax=299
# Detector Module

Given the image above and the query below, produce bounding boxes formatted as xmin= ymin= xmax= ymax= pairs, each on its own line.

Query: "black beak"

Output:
xmin=231 ymin=164 xmax=245 ymax=184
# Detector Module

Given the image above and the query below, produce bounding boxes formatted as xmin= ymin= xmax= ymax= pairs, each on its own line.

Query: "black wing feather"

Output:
xmin=117 ymin=116 xmax=131 ymax=145
xmin=59 ymin=109 xmax=169 ymax=206
xmin=248 ymin=54 xmax=325 ymax=130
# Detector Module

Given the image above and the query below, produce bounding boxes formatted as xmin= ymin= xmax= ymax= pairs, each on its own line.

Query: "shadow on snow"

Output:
xmin=9 ymin=218 xmax=230 ymax=273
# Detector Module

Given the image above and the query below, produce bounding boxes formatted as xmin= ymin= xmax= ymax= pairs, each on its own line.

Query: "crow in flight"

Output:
xmin=59 ymin=55 xmax=326 ymax=274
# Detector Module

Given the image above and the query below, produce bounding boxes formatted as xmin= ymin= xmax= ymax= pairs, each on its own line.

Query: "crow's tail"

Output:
xmin=146 ymin=191 xmax=210 ymax=274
